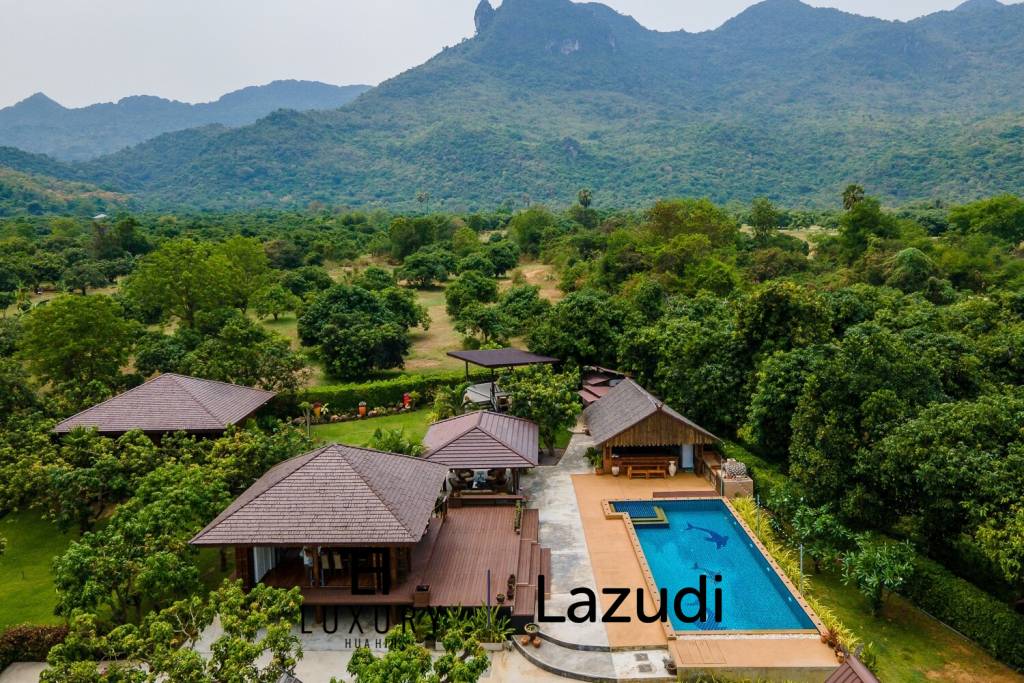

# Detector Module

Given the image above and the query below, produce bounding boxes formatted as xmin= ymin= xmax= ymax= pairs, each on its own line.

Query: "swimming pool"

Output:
xmin=613 ymin=499 xmax=816 ymax=632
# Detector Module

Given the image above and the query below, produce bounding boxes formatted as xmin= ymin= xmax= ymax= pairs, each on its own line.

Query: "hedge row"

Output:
xmin=272 ymin=370 xmax=488 ymax=415
xmin=902 ymin=556 xmax=1024 ymax=669
xmin=0 ymin=624 xmax=67 ymax=672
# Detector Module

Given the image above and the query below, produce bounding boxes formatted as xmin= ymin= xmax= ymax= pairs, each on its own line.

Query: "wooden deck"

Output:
xmin=258 ymin=507 xmax=547 ymax=615
xmin=422 ymin=507 xmax=546 ymax=618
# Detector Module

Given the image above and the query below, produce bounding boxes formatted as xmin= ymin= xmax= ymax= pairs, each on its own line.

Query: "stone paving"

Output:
xmin=518 ymin=431 xmax=676 ymax=680
xmin=520 ymin=430 xmax=611 ymax=650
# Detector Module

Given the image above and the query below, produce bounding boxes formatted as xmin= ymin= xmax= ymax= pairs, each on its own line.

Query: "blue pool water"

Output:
xmin=614 ymin=499 xmax=815 ymax=632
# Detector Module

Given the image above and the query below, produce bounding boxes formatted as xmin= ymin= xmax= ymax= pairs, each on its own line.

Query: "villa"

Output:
xmin=52 ymin=373 xmax=276 ymax=439
xmin=189 ymin=443 xmax=548 ymax=625
xmin=182 ymin=370 xmax=855 ymax=681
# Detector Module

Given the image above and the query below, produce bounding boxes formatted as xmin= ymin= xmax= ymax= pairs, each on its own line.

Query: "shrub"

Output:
xmin=731 ymin=498 xmax=861 ymax=656
xmin=721 ymin=441 xmax=789 ymax=501
xmin=901 ymin=556 xmax=1024 ymax=668
xmin=275 ymin=371 xmax=487 ymax=416
xmin=0 ymin=624 xmax=68 ymax=671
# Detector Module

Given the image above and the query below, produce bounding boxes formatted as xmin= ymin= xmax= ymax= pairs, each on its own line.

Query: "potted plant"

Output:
xmin=471 ymin=607 xmax=512 ymax=651
xmin=584 ymin=447 xmax=603 ymax=474
xmin=523 ymin=622 xmax=541 ymax=648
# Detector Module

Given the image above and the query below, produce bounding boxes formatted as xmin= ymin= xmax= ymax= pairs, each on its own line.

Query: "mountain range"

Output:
xmin=0 ymin=80 xmax=371 ymax=161
xmin=2 ymin=0 xmax=1023 ymax=210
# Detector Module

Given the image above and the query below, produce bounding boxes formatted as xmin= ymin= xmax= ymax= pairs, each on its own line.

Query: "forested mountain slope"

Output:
xmin=0 ymin=80 xmax=371 ymax=160
xmin=4 ymin=0 xmax=1024 ymax=209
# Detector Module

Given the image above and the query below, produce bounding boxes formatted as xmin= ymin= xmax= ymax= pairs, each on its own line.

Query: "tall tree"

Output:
xmin=749 ymin=197 xmax=780 ymax=242
xmin=17 ymin=294 xmax=137 ymax=386
xmin=123 ymin=239 xmax=225 ymax=327
xmin=502 ymin=365 xmax=580 ymax=458
xmin=843 ymin=183 xmax=866 ymax=211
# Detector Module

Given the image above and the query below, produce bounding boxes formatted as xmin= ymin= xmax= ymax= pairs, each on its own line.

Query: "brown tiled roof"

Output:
xmin=422 ymin=411 xmax=539 ymax=469
xmin=53 ymin=373 xmax=275 ymax=435
xmin=825 ymin=656 xmax=879 ymax=683
xmin=190 ymin=444 xmax=449 ymax=546
xmin=446 ymin=348 xmax=559 ymax=368
xmin=583 ymin=378 xmax=719 ymax=445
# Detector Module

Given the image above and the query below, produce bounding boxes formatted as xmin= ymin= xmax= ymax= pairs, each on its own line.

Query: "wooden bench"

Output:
xmin=627 ymin=465 xmax=668 ymax=479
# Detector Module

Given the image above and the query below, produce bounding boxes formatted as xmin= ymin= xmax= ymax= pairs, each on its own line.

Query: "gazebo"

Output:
xmin=583 ymin=378 xmax=719 ymax=478
xmin=422 ymin=411 xmax=539 ymax=501
xmin=446 ymin=348 xmax=559 ymax=411
xmin=52 ymin=373 xmax=276 ymax=439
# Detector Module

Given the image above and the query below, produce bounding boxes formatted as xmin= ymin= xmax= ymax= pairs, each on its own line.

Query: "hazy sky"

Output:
xmin=0 ymin=0 xmax=1017 ymax=108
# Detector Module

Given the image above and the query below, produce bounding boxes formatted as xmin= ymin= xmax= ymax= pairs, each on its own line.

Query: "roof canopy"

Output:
xmin=446 ymin=348 xmax=559 ymax=369
xmin=191 ymin=444 xmax=449 ymax=547
xmin=53 ymin=373 xmax=275 ymax=435
xmin=422 ymin=411 xmax=539 ymax=469
xmin=583 ymin=378 xmax=719 ymax=447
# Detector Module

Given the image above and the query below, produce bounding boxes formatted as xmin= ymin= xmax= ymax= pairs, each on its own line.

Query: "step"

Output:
xmin=516 ymin=539 xmax=535 ymax=583
xmin=540 ymin=547 xmax=552 ymax=596
xmin=511 ymin=636 xmax=675 ymax=683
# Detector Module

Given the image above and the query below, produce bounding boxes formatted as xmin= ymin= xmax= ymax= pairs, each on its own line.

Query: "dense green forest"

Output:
xmin=2 ymin=0 xmax=1023 ymax=211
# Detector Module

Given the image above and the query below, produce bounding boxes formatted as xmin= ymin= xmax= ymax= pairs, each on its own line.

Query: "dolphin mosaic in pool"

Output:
xmin=685 ymin=522 xmax=729 ymax=549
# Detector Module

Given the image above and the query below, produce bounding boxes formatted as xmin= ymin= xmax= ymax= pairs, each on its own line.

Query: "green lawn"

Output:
xmin=0 ymin=512 xmax=76 ymax=629
xmin=311 ymin=409 xmax=433 ymax=448
xmin=806 ymin=569 xmax=1022 ymax=681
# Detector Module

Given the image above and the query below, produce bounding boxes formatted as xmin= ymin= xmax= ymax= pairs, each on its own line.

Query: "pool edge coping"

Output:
xmin=602 ymin=496 xmax=827 ymax=642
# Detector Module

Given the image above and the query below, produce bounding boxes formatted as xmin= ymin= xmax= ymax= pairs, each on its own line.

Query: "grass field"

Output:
xmin=807 ymin=569 xmax=1022 ymax=682
xmin=310 ymin=409 xmax=433 ymax=448
xmin=0 ymin=512 xmax=76 ymax=630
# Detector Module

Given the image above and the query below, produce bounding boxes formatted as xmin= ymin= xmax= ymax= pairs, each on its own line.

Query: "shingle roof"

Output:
xmin=422 ymin=411 xmax=539 ymax=469
xmin=825 ymin=656 xmax=879 ymax=683
xmin=190 ymin=444 xmax=449 ymax=546
xmin=583 ymin=378 xmax=719 ymax=445
xmin=53 ymin=373 xmax=275 ymax=435
xmin=446 ymin=348 xmax=559 ymax=368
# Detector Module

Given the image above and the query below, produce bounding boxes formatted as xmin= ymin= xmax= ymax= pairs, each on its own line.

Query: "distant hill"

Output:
xmin=0 ymin=166 xmax=129 ymax=217
xmin=0 ymin=80 xmax=371 ymax=160
xmin=4 ymin=0 xmax=1024 ymax=209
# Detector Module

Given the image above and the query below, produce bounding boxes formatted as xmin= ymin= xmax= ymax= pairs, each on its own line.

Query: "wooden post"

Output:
xmin=389 ymin=547 xmax=399 ymax=587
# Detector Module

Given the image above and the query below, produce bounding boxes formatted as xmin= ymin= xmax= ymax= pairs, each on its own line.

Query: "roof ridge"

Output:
xmin=423 ymin=413 xmax=484 ymax=454
xmin=53 ymin=372 xmax=170 ymax=429
xmin=476 ymin=428 xmax=536 ymax=466
xmin=342 ymin=445 xmax=426 ymax=537
xmin=191 ymin=445 xmax=329 ymax=542
xmin=171 ymin=374 xmax=228 ymax=427
xmin=163 ymin=372 xmax=275 ymax=396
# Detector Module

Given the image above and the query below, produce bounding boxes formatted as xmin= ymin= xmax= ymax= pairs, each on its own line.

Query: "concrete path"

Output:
xmin=520 ymin=431 xmax=610 ymax=650
xmin=0 ymin=663 xmax=46 ymax=683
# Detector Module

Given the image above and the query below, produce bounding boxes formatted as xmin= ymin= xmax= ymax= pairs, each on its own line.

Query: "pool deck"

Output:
xmin=571 ymin=464 xmax=839 ymax=678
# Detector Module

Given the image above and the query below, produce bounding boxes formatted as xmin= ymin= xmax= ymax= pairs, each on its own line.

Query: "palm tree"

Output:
xmin=577 ymin=188 xmax=593 ymax=209
xmin=843 ymin=184 xmax=865 ymax=211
